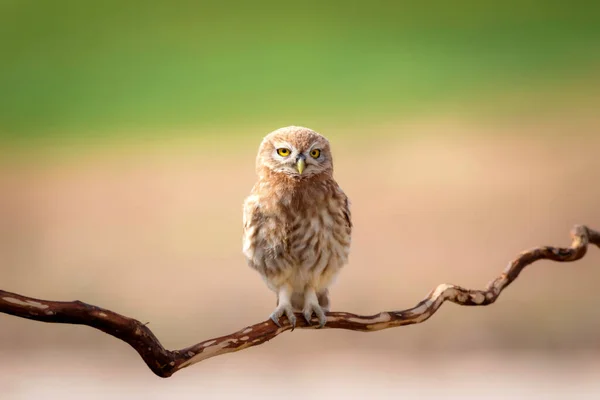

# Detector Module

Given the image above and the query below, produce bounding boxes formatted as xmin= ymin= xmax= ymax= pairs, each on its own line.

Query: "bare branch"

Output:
xmin=1 ymin=225 xmax=599 ymax=378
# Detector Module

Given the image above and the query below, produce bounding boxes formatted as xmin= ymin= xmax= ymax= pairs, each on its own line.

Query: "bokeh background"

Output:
xmin=1 ymin=1 xmax=600 ymax=399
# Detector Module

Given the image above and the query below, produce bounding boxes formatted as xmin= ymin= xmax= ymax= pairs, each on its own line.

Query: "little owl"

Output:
xmin=242 ymin=126 xmax=352 ymax=328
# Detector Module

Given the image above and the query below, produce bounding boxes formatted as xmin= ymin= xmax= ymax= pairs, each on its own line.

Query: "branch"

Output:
xmin=1 ymin=225 xmax=599 ymax=377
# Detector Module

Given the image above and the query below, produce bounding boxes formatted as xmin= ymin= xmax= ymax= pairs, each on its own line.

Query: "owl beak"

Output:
xmin=296 ymin=156 xmax=306 ymax=174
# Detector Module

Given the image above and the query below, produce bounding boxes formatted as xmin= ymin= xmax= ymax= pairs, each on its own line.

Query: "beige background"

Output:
xmin=1 ymin=111 xmax=600 ymax=399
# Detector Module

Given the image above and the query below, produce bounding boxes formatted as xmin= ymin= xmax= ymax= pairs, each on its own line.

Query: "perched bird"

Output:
xmin=242 ymin=126 xmax=352 ymax=328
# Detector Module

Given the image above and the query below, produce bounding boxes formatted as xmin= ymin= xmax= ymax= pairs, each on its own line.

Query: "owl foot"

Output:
xmin=270 ymin=304 xmax=297 ymax=330
xmin=302 ymin=302 xmax=327 ymax=328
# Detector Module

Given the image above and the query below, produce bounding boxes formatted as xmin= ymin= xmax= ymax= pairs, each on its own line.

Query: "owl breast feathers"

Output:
xmin=242 ymin=126 xmax=352 ymax=328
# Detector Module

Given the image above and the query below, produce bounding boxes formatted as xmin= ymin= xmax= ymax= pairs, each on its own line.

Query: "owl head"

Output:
xmin=256 ymin=126 xmax=333 ymax=179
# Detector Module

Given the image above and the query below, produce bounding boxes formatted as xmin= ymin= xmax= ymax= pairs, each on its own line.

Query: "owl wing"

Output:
xmin=243 ymin=194 xmax=292 ymax=280
xmin=342 ymin=194 xmax=352 ymax=232
xmin=242 ymin=194 xmax=262 ymax=269
xmin=335 ymin=185 xmax=352 ymax=237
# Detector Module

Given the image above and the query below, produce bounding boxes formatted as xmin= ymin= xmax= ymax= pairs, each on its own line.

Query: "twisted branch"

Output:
xmin=1 ymin=225 xmax=599 ymax=378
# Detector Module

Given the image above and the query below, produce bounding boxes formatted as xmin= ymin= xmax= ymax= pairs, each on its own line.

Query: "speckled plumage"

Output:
xmin=242 ymin=126 xmax=352 ymax=327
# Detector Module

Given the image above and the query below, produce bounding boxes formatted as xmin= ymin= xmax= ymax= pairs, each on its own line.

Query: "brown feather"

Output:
xmin=242 ymin=126 xmax=352 ymax=312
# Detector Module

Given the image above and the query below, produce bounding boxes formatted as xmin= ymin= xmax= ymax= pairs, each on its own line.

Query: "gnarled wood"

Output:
xmin=1 ymin=225 xmax=599 ymax=378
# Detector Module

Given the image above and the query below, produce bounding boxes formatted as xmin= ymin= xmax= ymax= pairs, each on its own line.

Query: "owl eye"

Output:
xmin=310 ymin=149 xmax=321 ymax=159
xmin=276 ymin=148 xmax=291 ymax=157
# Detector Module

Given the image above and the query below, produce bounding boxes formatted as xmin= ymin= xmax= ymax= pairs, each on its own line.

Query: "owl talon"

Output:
xmin=287 ymin=313 xmax=297 ymax=330
xmin=303 ymin=309 xmax=313 ymax=325
xmin=270 ymin=314 xmax=282 ymax=328
xmin=317 ymin=311 xmax=327 ymax=328
xmin=270 ymin=304 xmax=296 ymax=330
xmin=302 ymin=303 xmax=327 ymax=328
xmin=318 ymin=314 xmax=327 ymax=328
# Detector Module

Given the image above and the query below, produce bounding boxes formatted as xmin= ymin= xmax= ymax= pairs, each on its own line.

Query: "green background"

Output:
xmin=1 ymin=0 xmax=599 ymax=146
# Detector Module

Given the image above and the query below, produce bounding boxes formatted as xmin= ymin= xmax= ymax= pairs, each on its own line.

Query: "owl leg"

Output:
xmin=302 ymin=287 xmax=327 ymax=328
xmin=270 ymin=284 xmax=297 ymax=329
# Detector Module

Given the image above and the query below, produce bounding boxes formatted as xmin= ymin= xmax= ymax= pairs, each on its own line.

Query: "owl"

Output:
xmin=242 ymin=126 xmax=352 ymax=328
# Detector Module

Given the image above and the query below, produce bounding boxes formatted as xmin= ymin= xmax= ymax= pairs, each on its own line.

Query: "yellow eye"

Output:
xmin=310 ymin=149 xmax=321 ymax=159
xmin=277 ymin=148 xmax=291 ymax=157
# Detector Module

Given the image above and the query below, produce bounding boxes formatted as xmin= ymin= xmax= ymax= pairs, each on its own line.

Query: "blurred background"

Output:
xmin=1 ymin=1 xmax=600 ymax=398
